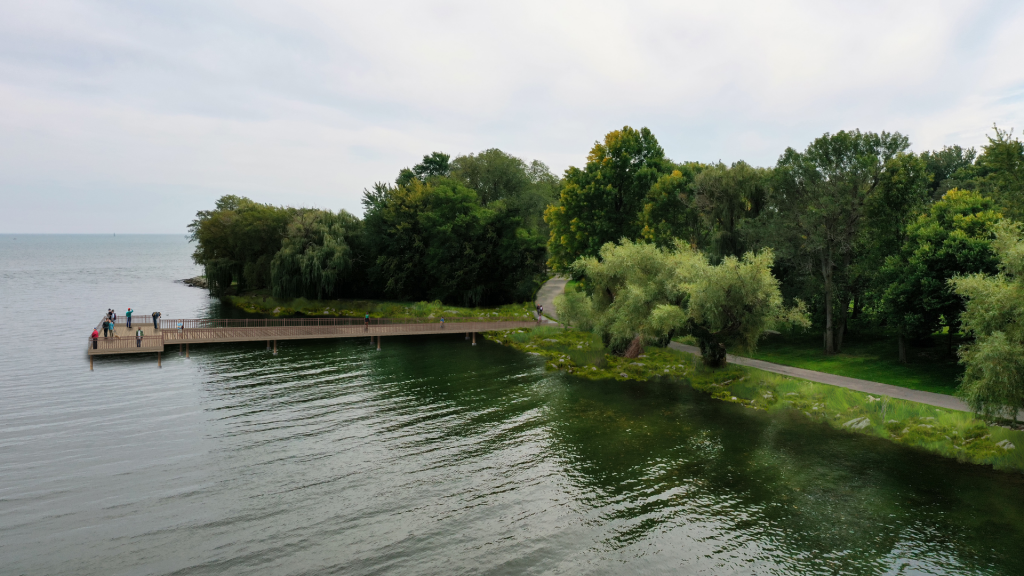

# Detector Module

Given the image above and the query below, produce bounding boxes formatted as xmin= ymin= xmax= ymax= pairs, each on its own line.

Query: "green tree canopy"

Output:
xmin=951 ymin=221 xmax=1024 ymax=422
xmin=762 ymin=130 xmax=925 ymax=354
xmin=545 ymin=126 xmax=670 ymax=270
xmin=639 ymin=164 xmax=705 ymax=249
xmin=362 ymin=178 xmax=546 ymax=306
xmin=187 ymin=195 xmax=296 ymax=296
xmin=556 ymin=240 xmax=808 ymax=365
xmin=976 ymin=125 xmax=1024 ymax=220
xmin=879 ymin=188 xmax=1002 ymax=362
xmin=270 ymin=209 xmax=362 ymax=300
xmin=690 ymin=160 xmax=770 ymax=260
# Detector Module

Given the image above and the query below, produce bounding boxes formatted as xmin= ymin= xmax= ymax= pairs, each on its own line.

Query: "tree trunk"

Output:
xmin=835 ymin=294 xmax=851 ymax=353
xmin=623 ymin=335 xmax=644 ymax=359
xmin=898 ymin=334 xmax=907 ymax=364
xmin=821 ymin=255 xmax=835 ymax=354
xmin=947 ymin=325 xmax=954 ymax=357
xmin=851 ymin=291 xmax=863 ymax=320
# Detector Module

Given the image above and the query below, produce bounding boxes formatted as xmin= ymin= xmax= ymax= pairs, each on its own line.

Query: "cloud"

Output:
xmin=1 ymin=0 xmax=1023 ymax=232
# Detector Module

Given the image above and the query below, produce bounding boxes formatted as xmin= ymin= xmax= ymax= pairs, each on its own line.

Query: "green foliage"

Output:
xmin=920 ymin=145 xmax=978 ymax=198
xmin=976 ymin=125 xmax=1024 ymax=220
xmin=952 ymin=221 xmax=1024 ymax=421
xmin=639 ymin=165 xmax=705 ymax=248
xmin=556 ymin=240 xmax=808 ymax=365
xmin=187 ymin=195 xmax=296 ymax=296
xmin=449 ymin=149 xmax=560 ymax=237
xmin=690 ymin=161 xmax=770 ymax=260
xmin=761 ymin=130 xmax=925 ymax=355
xmin=362 ymin=178 xmax=546 ymax=306
xmin=545 ymin=126 xmax=670 ymax=271
xmin=879 ymin=189 xmax=1002 ymax=356
xmin=270 ymin=209 xmax=362 ymax=300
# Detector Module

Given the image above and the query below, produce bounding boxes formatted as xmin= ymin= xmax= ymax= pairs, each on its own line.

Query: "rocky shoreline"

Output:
xmin=178 ymin=276 xmax=208 ymax=289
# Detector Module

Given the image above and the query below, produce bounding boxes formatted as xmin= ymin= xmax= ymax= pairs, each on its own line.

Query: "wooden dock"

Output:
xmin=87 ymin=315 xmax=540 ymax=367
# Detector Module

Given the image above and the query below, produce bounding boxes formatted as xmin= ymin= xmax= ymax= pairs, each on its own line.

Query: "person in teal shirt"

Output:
xmin=126 ymin=308 xmax=133 ymax=329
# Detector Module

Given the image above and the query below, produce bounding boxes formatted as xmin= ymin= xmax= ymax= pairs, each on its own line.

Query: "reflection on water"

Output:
xmin=1 ymin=235 xmax=1022 ymax=575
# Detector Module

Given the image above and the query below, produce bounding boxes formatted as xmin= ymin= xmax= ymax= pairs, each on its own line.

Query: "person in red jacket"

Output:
xmin=91 ymin=328 xmax=99 ymax=349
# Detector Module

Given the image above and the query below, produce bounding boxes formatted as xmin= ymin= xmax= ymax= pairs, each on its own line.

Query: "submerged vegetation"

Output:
xmin=487 ymin=326 xmax=1024 ymax=473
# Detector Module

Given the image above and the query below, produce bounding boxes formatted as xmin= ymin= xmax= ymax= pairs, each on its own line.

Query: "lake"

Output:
xmin=1 ymin=234 xmax=1022 ymax=575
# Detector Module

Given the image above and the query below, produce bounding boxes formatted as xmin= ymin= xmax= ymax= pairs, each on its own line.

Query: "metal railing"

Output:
xmin=110 ymin=315 xmax=538 ymax=330
xmin=89 ymin=315 xmax=539 ymax=352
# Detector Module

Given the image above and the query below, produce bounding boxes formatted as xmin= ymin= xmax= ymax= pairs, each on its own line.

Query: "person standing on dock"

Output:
xmin=91 ymin=328 xmax=99 ymax=349
xmin=152 ymin=311 xmax=161 ymax=330
xmin=102 ymin=319 xmax=109 ymax=338
xmin=136 ymin=327 xmax=143 ymax=348
xmin=364 ymin=313 xmax=370 ymax=331
xmin=440 ymin=316 xmax=445 ymax=329
xmin=126 ymin=308 xmax=132 ymax=328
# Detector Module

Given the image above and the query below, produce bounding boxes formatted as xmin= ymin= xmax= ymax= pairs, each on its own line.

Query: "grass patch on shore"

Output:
xmin=225 ymin=290 xmax=536 ymax=321
xmin=670 ymin=323 xmax=964 ymax=395
xmin=488 ymin=326 xmax=1024 ymax=474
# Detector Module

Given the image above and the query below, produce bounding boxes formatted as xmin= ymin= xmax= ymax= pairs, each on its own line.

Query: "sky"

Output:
xmin=2 ymin=0 xmax=1023 ymax=234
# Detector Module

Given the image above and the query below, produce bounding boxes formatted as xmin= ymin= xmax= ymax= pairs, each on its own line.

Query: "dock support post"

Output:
xmin=179 ymin=343 xmax=182 ymax=354
xmin=273 ymin=340 xmax=277 ymax=355
xmin=465 ymin=332 xmax=469 ymax=340
xmin=186 ymin=344 xmax=189 ymax=358
xmin=158 ymin=352 xmax=162 ymax=368
xmin=377 ymin=336 xmax=381 ymax=351
xmin=472 ymin=332 xmax=476 ymax=346
xmin=90 ymin=356 xmax=93 ymax=371
xmin=266 ymin=340 xmax=270 ymax=351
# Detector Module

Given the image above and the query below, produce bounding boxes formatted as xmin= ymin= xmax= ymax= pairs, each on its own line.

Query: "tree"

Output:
xmin=449 ymin=149 xmax=560 ymax=236
xmin=556 ymin=240 xmax=808 ymax=365
xmin=951 ymin=221 xmax=1024 ymax=422
xmin=187 ymin=195 xmax=296 ymax=296
xmin=639 ymin=164 xmax=706 ymax=249
xmin=690 ymin=161 xmax=770 ymax=260
xmin=920 ymin=145 xmax=978 ymax=199
xmin=764 ymin=130 xmax=920 ymax=354
xmin=361 ymin=178 xmax=545 ymax=306
xmin=879 ymin=189 xmax=1002 ymax=362
xmin=396 ymin=152 xmax=452 ymax=187
xmin=545 ymin=127 xmax=670 ymax=270
xmin=976 ymin=125 xmax=1024 ymax=220
xmin=270 ymin=209 xmax=362 ymax=300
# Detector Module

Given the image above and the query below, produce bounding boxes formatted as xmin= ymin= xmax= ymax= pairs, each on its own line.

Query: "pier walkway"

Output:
xmin=87 ymin=315 xmax=540 ymax=365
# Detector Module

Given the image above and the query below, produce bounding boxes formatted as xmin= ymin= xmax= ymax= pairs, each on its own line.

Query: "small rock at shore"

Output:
xmin=997 ymin=439 xmax=1016 ymax=450
xmin=843 ymin=417 xmax=871 ymax=430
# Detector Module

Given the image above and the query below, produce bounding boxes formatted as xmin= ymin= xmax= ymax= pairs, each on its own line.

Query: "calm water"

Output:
xmin=1 ymin=235 xmax=1023 ymax=576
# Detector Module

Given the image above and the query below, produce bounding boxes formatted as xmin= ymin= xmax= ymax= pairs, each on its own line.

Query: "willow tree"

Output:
xmin=556 ymin=240 xmax=808 ymax=366
xmin=270 ymin=209 xmax=361 ymax=300
xmin=951 ymin=221 xmax=1024 ymax=423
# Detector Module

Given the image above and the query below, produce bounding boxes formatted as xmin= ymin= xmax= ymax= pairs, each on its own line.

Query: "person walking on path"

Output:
xmin=136 ymin=327 xmax=143 ymax=348
xmin=152 ymin=311 xmax=161 ymax=330
xmin=126 ymin=308 xmax=132 ymax=328
xmin=91 ymin=328 xmax=99 ymax=349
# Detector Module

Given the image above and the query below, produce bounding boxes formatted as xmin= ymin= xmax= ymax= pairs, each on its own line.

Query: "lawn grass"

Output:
xmin=742 ymin=324 xmax=963 ymax=395
xmin=487 ymin=326 xmax=1024 ymax=474
xmin=224 ymin=290 xmax=536 ymax=321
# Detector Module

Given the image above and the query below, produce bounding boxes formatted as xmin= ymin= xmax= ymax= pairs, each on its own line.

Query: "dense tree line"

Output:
xmin=189 ymin=149 xmax=556 ymax=306
xmin=547 ymin=124 xmax=1024 ymax=419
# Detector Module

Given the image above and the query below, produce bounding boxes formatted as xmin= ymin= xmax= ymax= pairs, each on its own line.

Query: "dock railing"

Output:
xmin=110 ymin=315 xmax=538 ymax=330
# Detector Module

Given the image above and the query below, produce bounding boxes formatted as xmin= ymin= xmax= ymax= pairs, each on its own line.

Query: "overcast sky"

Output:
xmin=2 ymin=0 xmax=1023 ymax=233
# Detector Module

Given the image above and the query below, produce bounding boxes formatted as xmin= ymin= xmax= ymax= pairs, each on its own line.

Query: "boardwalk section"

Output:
xmin=88 ymin=316 xmax=538 ymax=356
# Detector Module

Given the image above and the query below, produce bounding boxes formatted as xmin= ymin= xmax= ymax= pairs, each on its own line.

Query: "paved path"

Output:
xmin=534 ymin=275 xmax=567 ymax=321
xmin=667 ymin=342 xmax=979 ymax=413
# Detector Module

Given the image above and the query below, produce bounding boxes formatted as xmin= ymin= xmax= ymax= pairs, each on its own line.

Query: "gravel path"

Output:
xmin=534 ymin=275 xmax=567 ymax=322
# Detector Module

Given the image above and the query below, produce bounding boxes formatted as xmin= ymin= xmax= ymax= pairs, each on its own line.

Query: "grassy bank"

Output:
xmin=487 ymin=326 xmax=1024 ymax=474
xmin=745 ymin=326 xmax=963 ymax=395
xmin=224 ymin=290 xmax=536 ymax=321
